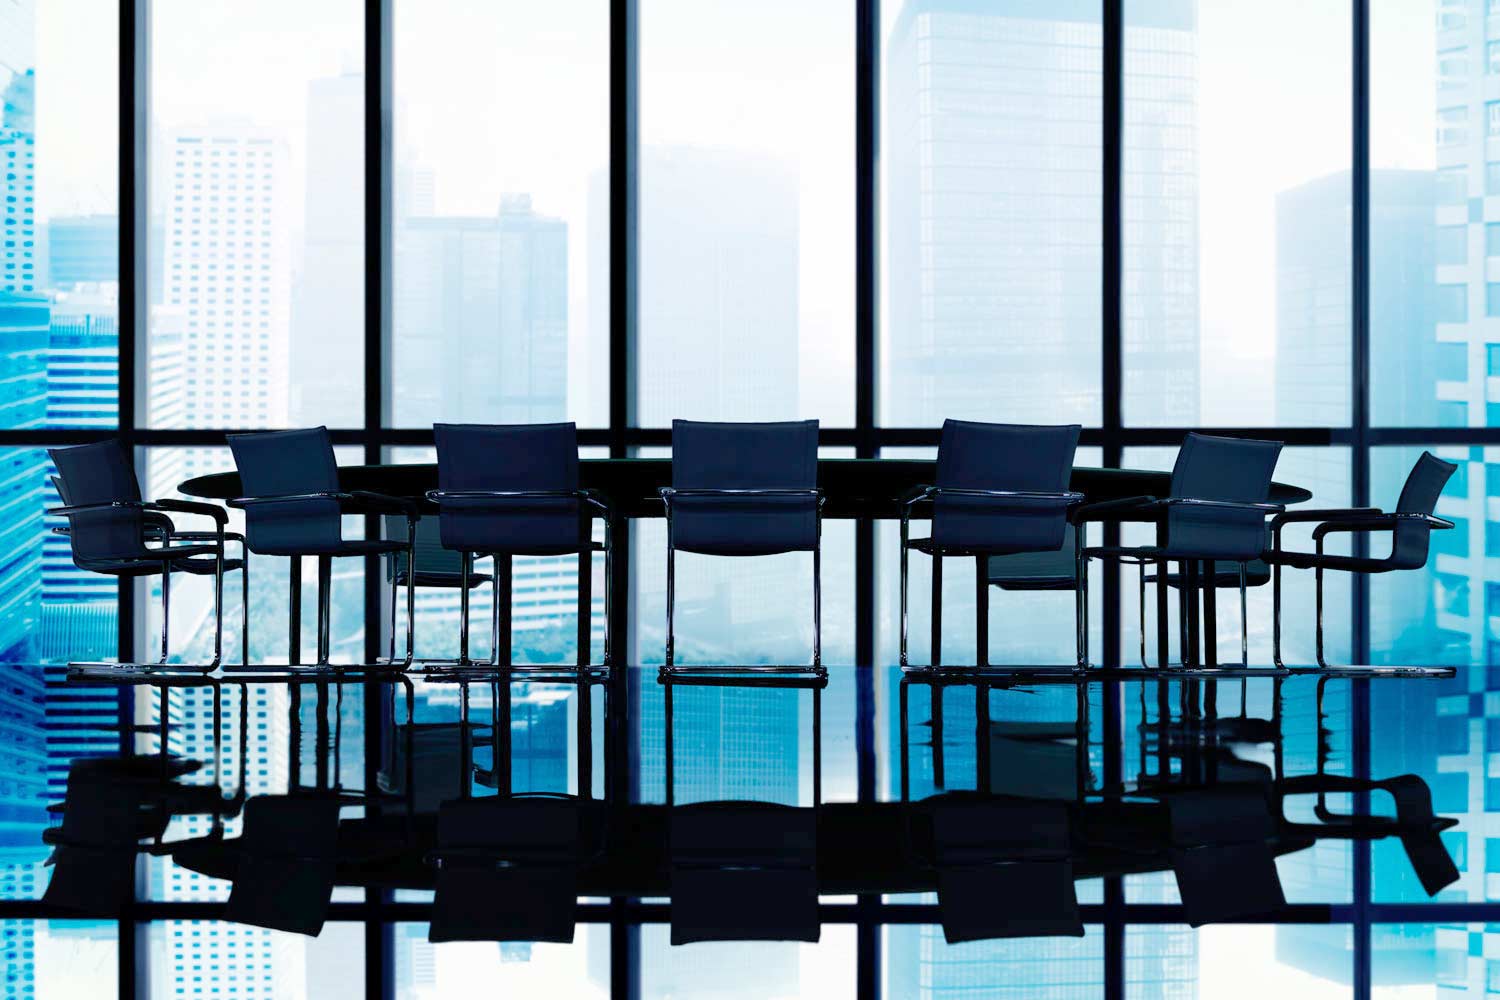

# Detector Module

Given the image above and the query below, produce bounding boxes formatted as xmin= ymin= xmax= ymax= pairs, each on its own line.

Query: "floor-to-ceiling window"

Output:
xmin=2 ymin=0 xmax=1498 ymax=996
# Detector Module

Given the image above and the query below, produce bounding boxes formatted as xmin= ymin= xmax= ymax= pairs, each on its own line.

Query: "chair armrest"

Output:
xmin=47 ymin=499 xmax=153 ymax=517
xmin=1161 ymin=497 xmax=1284 ymax=514
xmin=227 ymin=491 xmax=351 ymax=509
xmin=427 ymin=488 xmax=610 ymax=516
xmin=1312 ymin=511 xmax=1453 ymax=542
xmin=151 ymin=497 xmax=229 ymax=525
xmin=1270 ymin=507 xmax=1380 ymax=530
xmin=659 ymin=487 xmax=825 ymax=507
xmin=1073 ymin=495 xmax=1158 ymax=521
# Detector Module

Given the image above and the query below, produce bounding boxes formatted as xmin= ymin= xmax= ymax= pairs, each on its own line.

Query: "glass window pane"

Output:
xmin=1371 ymin=1 xmax=1491 ymax=427
xmin=638 ymin=0 xmax=854 ymax=425
xmin=6 ymin=920 xmax=118 ymax=998
xmin=1372 ymin=924 xmax=1495 ymax=997
xmin=148 ymin=0 xmax=364 ymax=429
xmin=1128 ymin=925 xmax=1351 ymax=997
xmin=880 ymin=1 xmax=1102 ymax=427
xmin=147 ymin=921 xmax=363 ymax=1000
xmin=1 ymin=448 xmax=117 ymax=901
xmin=1369 ymin=445 xmax=1477 ymax=904
xmin=641 ymin=924 xmax=854 ymax=1000
xmin=394 ymin=925 xmax=607 ymax=998
xmin=884 ymin=926 xmax=1103 ymax=999
xmin=0 ymin=1 xmax=119 ymax=429
xmin=1125 ymin=0 xmax=1351 ymax=426
xmin=391 ymin=0 xmax=608 ymax=427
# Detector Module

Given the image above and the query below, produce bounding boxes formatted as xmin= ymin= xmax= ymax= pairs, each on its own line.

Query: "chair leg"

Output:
xmin=387 ymin=564 xmax=399 ymax=663
xmin=1080 ymin=530 xmax=1092 ymax=671
xmin=1155 ymin=557 xmax=1171 ymax=669
xmin=402 ymin=519 xmax=417 ymax=667
xmin=974 ymin=556 xmax=988 ymax=670
xmin=210 ymin=540 xmax=224 ymax=670
xmin=602 ymin=516 xmax=615 ymax=668
xmin=315 ymin=554 xmax=332 ymax=666
xmin=1238 ymin=561 xmax=1249 ymax=670
xmin=241 ymin=549 xmax=250 ymax=667
xmin=665 ymin=541 xmax=676 ymax=671
xmin=899 ymin=519 xmax=910 ymax=667
xmin=495 ymin=555 xmax=512 ymax=668
xmin=1272 ymin=557 xmax=1284 ymax=669
xmin=1315 ymin=565 xmax=1328 ymax=669
xmin=159 ymin=566 xmax=171 ymax=664
xmin=458 ymin=553 xmax=472 ymax=667
xmin=931 ymin=551 xmax=943 ymax=669
xmin=812 ymin=530 xmax=822 ymax=670
xmin=578 ymin=542 xmax=593 ymax=668
xmin=1138 ymin=563 xmax=1149 ymax=668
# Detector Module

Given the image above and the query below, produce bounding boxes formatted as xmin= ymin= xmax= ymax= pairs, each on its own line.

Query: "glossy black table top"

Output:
xmin=179 ymin=458 xmax=1314 ymax=518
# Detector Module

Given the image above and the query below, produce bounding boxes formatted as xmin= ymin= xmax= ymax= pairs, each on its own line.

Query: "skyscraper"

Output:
xmin=395 ymin=195 xmax=568 ymax=425
xmin=290 ymin=71 xmax=362 ymax=426
xmin=48 ymin=215 xmax=118 ymax=288
xmin=0 ymin=69 xmax=39 ymax=297
xmin=160 ymin=127 xmax=291 ymax=440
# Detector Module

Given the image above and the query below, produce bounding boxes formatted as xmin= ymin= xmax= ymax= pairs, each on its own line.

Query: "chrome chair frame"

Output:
xmin=1269 ymin=508 xmax=1455 ymax=669
xmin=659 ymin=486 xmax=826 ymax=676
xmin=49 ymin=496 xmax=246 ymax=673
xmin=900 ymin=486 xmax=1087 ymax=672
xmin=424 ymin=488 xmax=613 ymax=672
xmin=1081 ymin=495 xmax=1283 ymax=672
xmin=227 ymin=491 xmax=418 ymax=669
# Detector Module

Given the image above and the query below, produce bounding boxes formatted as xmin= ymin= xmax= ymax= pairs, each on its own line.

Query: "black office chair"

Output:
xmin=900 ymin=420 xmax=1085 ymax=672
xmin=1264 ymin=451 xmax=1456 ymax=669
xmin=426 ymin=422 xmax=610 ymax=671
xmin=1082 ymin=433 xmax=1284 ymax=670
xmin=660 ymin=419 xmax=823 ymax=675
xmin=49 ymin=439 xmax=246 ymax=671
xmin=226 ymin=427 xmax=417 ymax=669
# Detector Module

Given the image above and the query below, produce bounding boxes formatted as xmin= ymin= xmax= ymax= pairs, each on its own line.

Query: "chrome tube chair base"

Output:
xmin=227 ymin=427 xmax=419 ymax=673
xmin=1081 ymin=433 xmax=1286 ymax=677
xmin=1267 ymin=452 xmax=1458 ymax=677
xmin=658 ymin=419 xmax=827 ymax=682
xmin=661 ymin=487 xmax=826 ymax=681
xmin=900 ymin=518 xmax=1090 ymax=678
xmin=424 ymin=421 xmax=614 ymax=678
xmin=899 ymin=421 xmax=1087 ymax=677
xmin=50 ymin=442 xmax=249 ymax=675
xmin=418 ymin=496 xmax=612 ymax=678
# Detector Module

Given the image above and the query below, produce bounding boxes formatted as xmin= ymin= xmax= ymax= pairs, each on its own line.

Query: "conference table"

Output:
xmin=180 ymin=458 xmax=1313 ymax=674
xmin=179 ymin=457 xmax=1314 ymax=518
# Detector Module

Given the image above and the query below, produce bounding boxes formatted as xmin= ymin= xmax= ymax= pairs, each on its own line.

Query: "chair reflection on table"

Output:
xmin=42 ymin=681 xmax=251 ymax=915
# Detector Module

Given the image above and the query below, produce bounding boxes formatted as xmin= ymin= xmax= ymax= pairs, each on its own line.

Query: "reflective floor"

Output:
xmin=23 ymin=663 xmax=1488 ymax=998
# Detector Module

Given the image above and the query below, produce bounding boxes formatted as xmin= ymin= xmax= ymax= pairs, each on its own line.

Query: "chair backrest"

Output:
xmin=1164 ymin=433 xmax=1283 ymax=560
xmin=932 ymin=420 xmax=1081 ymax=552
xmin=432 ymin=422 xmax=582 ymax=554
xmin=1390 ymin=451 xmax=1457 ymax=570
xmin=226 ymin=427 xmax=343 ymax=555
xmin=49 ymin=439 xmax=150 ymax=564
xmin=669 ymin=419 xmax=820 ymax=556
